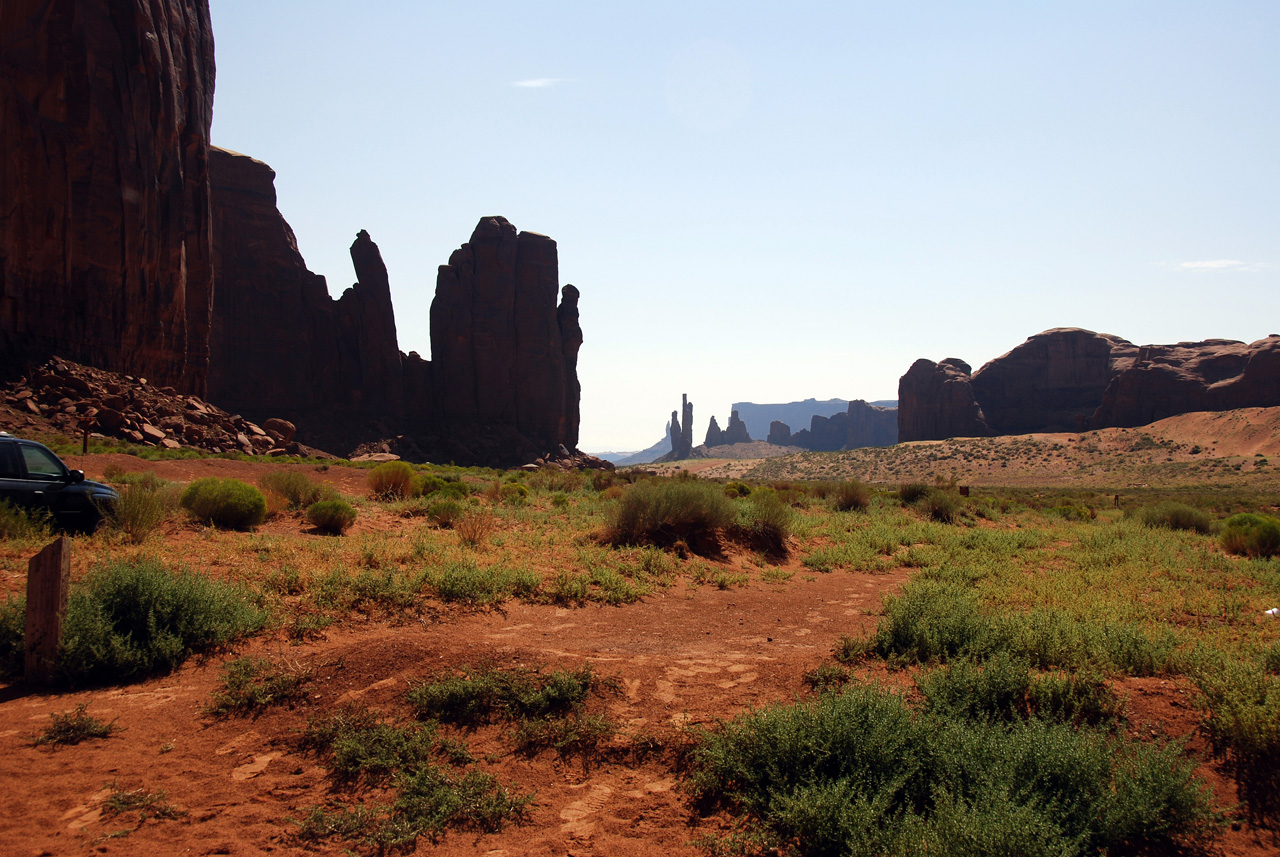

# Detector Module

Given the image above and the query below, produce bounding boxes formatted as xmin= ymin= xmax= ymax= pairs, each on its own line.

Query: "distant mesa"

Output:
xmin=898 ymin=328 xmax=1280 ymax=441
xmin=0 ymin=0 xmax=590 ymax=467
xmin=768 ymin=400 xmax=898 ymax=451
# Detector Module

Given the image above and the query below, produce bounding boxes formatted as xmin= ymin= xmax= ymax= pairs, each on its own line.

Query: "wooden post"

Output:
xmin=959 ymin=486 xmax=970 ymax=497
xmin=25 ymin=537 xmax=70 ymax=685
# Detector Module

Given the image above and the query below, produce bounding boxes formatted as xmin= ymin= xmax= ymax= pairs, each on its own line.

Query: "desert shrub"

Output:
xmin=1134 ymin=502 xmax=1212 ymax=534
xmin=1048 ymin=503 xmax=1094 ymax=522
xmin=180 ymin=477 xmax=267 ymax=530
xmin=1219 ymin=513 xmax=1280 ymax=558
xmin=425 ymin=500 xmax=465 ymax=528
xmin=729 ymin=490 xmax=793 ymax=557
xmin=551 ymin=492 xmax=570 ymax=509
xmin=455 ymin=509 xmax=497 ymax=546
xmin=408 ymin=665 xmax=594 ymax=725
xmin=1196 ymin=659 xmax=1280 ymax=818
xmin=367 ymin=461 xmax=415 ymax=500
xmin=688 ymin=685 xmax=1218 ymax=857
xmin=606 ymin=479 xmax=735 ymax=552
xmin=53 ymin=559 xmax=265 ymax=685
xmin=0 ymin=597 xmax=24 ymax=677
xmin=260 ymin=470 xmax=334 ymax=509
xmin=206 ymin=656 xmax=313 ymax=717
xmin=0 ymin=499 xmax=51 ymax=540
xmin=100 ymin=479 xmax=180 ymax=543
xmin=428 ymin=560 xmax=531 ymax=606
xmin=307 ymin=499 xmax=357 ymax=535
xmin=917 ymin=653 xmax=1123 ymax=726
xmin=32 ymin=703 xmax=119 ymax=746
xmin=831 ymin=480 xmax=871 ymax=513
xmin=414 ymin=474 xmax=448 ymax=497
xmin=898 ymin=482 xmax=931 ymax=504
xmin=915 ymin=487 xmax=961 ymax=523
xmin=723 ymin=480 xmax=752 ymax=499
xmin=499 ymin=483 xmax=529 ymax=505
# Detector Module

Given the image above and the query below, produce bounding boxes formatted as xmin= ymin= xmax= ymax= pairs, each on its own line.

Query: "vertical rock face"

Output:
xmin=0 ymin=0 xmax=216 ymax=392
xmin=724 ymin=410 xmax=752 ymax=445
xmin=704 ymin=416 xmax=725 ymax=447
xmin=969 ymin=328 xmax=1137 ymax=434
xmin=430 ymin=216 xmax=582 ymax=457
xmin=207 ymin=149 xmax=404 ymax=431
xmin=1090 ymin=336 xmax=1280 ymax=428
xmin=767 ymin=421 xmax=792 ymax=445
xmin=898 ymin=358 xmax=990 ymax=442
xmin=844 ymin=400 xmax=898 ymax=448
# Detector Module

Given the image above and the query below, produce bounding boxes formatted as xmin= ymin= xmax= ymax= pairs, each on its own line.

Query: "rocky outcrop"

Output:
xmin=767 ymin=421 xmax=792 ymax=445
xmin=706 ymin=410 xmax=752 ymax=447
xmin=900 ymin=328 xmax=1280 ymax=441
xmin=0 ymin=5 xmax=587 ymax=467
xmin=1 ymin=357 xmax=330 ymax=457
xmin=1091 ymin=335 xmax=1280 ymax=428
xmin=704 ymin=416 xmax=724 ymax=447
xmin=430 ymin=217 xmax=583 ymax=462
xmin=776 ymin=400 xmax=897 ymax=450
xmin=207 ymin=148 xmax=407 ymax=448
xmin=664 ymin=395 xmax=695 ymax=460
xmin=724 ymin=410 xmax=752 ymax=445
xmin=898 ymin=359 xmax=990 ymax=442
xmin=969 ymin=329 xmax=1138 ymax=434
xmin=0 ymin=0 xmax=216 ymax=392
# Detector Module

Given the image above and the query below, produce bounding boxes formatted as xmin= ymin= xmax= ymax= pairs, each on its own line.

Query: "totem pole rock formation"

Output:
xmin=667 ymin=395 xmax=694 ymax=460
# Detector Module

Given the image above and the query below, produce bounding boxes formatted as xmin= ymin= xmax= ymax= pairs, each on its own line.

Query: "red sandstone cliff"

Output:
xmin=0 ymin=0 xmax=216 ymax=392
xmin=897 ymin=358 xmax=990 ymax=442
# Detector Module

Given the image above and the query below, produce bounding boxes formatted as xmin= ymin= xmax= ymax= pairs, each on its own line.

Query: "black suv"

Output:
xmin=0 ymin=434 xmax=119 ymax=532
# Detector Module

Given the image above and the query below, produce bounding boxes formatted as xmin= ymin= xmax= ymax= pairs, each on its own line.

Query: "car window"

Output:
xmin=0 ymin=443 xmax=20 ymax=478
xmin=20 ymin=445 xmax=66 ymax=479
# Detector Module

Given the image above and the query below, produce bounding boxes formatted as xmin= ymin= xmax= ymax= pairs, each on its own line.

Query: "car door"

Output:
xmin=16 ymin=441 xmax=80 ymax=528
xmin=0 ymin=440 xmax=30 ymax=510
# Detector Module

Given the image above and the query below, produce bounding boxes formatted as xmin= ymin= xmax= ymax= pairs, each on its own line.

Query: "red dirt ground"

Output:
xmin=0 ymin=456 xmax=1276 ymax=856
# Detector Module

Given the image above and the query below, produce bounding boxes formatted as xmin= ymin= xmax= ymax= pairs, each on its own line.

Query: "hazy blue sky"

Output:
xmin=209 ymin=1 xmax=1278 ymax=452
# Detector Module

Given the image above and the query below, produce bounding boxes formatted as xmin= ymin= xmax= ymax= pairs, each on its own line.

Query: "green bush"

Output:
xmin=102 ymin=480 xmax=180 ymax=543
xmin=260 ymin=470 xmax=334 ymax=509
xmin=499 ymin=483 xmax=529 ymax=505
xmin=307 ymin=499 xmax=357 ymax=535
xmin=729 ymin=490 xmax=794 ymax=556
xmin=180 ymin=477 xmax=267 ymax=530
xmin=831 ymin=480 xmax=871 ymax=513
xmin=0 ymin=499 xmax=51 ymax=540
xmin=0 ymin=559 xmax=266 ymax=684
xmin=898 ymin=482 xmax=931 ymax=504
xmin=1196 ymin=661 xmax=1280 ymax=818
xmin=206 ymin=656 xmax=313 ymax=717
xmin=723 ymin=480 xmax=752 ymax=499
xmin=1134 ymin=502 xmax=1212 ymax=534
xmin=368 ymin=461 xmax=415 ymax=500
xmin=414 ymin=474 xmax=448 ymax=497
xmin=688 ymin=684 xmax=1218 ymax=856
xmin=1220 ymin=513 xmax=1280 ymax=558
xmin=407 ymin=665 xmax=594 ymax=725
xmin=425 ymin=500 xmax=465 ymax=528
xmin=915 ymin=487 xmax=961 ymax=523
xmin=606 ymin=479 xmax=735 ymax=552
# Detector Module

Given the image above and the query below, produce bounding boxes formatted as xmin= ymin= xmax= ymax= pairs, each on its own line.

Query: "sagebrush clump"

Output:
xmin=180 ymin=478 xmax=267 ymax=530
xmin=368 ymin=461 xmax=415 ymax=500
xmin=1219 ymin=513 xmax=1280 ymax=558
xmin=605 ymin=478 xmax=735 ymax=553
xmin=307 ymin=499 xmax=357 ymax=535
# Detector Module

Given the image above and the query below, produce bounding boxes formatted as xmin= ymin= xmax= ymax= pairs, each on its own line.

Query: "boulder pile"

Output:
xmin=2 ymin=357 xmax=329 ymax=457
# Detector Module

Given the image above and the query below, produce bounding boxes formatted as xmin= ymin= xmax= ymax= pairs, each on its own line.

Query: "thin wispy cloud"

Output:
xmin=1165 ymin=259 xmax=1268 ymax=272
xmin=512 ymin=77 xmax=569 ymax=88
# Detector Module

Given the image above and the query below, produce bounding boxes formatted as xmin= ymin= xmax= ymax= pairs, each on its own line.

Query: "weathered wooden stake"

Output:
xmin=25 ymin=537 xmax=70 ymax=685
xmin=959 ymin=486 xmax=970 ymax=497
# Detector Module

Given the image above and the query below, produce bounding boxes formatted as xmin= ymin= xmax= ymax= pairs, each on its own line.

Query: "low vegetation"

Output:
xmin=180 ymin=477 xmax=268 ymax=530
xmin=367 ymin=461 xmax=415 ymax=500
xmin=306 ymin=498 xmax=357 ymax=535
xmin=206 ymin=656 xmax=314 ymax=717
xmin=32 ymin=703 xmax=119 ymax=746
xmin=0 ymin=558 xmax=266 ymax=684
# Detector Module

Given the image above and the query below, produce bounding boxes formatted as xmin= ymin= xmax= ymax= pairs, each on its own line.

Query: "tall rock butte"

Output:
xmin=431 ymin=216 xmax=583 ymax=460
xmin=899 ymin=328 xmax=1280 ymax=441
xmin=0 ymin=0 xmax=216 ymax=392
xmin=0 ymin=1 xmax=585 ymax=465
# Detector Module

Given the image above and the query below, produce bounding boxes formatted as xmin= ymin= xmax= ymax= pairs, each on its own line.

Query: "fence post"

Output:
xmin=25 ymin=537 xmax=70 ymax=685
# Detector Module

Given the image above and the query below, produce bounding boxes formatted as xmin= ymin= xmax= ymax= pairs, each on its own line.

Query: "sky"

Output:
xmin=208 ymin=1 xmax=1279 ymax=453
